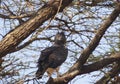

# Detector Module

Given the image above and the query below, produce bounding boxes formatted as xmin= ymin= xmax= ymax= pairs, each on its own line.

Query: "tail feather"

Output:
xmin=36 ymin=63 xmax=49 ymax=79
xmin=36 ymin=68 xmax=43 ymax=79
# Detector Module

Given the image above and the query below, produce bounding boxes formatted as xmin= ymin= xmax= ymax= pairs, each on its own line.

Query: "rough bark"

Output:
xmin=0 ymin=7 xmax=55 ymax=57
xmin=0 ymin=0 xmax=73 ymax=58
xmin=46 ymin=3 xmax=120 ymax=84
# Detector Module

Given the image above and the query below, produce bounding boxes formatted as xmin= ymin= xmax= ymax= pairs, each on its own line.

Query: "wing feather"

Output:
xmin=38 ymin=46 xmax=57 ymax=63
xmin=36 ymin=46 xmax=57 ymax=78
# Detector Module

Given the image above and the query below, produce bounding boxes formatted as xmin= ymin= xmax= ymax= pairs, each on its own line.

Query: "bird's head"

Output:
xmin=54 ymin=32 xmax=66 ymax=45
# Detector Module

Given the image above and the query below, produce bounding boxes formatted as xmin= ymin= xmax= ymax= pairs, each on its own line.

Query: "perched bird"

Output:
xmin=36 ymin=32 xmax=68 ymax=79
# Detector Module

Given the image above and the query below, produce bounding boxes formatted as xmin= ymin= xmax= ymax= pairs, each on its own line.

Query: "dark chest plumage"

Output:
xmin=48 ymin=45 xmax=68 ymax=68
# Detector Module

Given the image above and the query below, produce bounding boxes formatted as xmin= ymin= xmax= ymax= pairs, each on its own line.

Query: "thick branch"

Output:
xmin=0 ymin=0 xmax=73 ymax=58
xmin=81 ymin=52 xmax=120 ymax=74
xmin=0 ymin=7 xmax=55 ymax=57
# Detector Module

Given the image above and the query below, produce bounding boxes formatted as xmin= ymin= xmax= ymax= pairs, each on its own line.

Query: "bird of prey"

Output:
xmin=36 ymin=32 xmax=68 ymax=79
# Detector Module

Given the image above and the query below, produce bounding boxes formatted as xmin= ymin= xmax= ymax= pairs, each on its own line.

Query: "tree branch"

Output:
xmin=47 ymin=52 xmax=120 ymax=84
xmin=81 ymin=52 xmax=120 ymax=74
xmin=0 ymin=13 xmax=33 ymax=19
xmin=0 ymin=0 xmax=73 ymax=58
xmin=95 ymin=61 xmax=120 ymax=84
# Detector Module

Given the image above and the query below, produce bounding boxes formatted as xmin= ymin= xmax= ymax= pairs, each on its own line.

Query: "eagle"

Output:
xmin=36 ymin=32 xmax=68 ymax=79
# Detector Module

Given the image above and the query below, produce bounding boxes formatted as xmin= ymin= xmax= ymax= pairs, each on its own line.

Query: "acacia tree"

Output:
xmin=0 ymin=0 xmax=120 ymax=84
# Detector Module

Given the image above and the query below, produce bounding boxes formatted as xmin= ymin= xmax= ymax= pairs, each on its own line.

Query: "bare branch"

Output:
xmin=81 ymin=52 xmax=120 ymax=74
xmin=95 ymin=62 xmax=120 ymax=84
xmin=0 ymin=13 xmax=33 ymax=19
